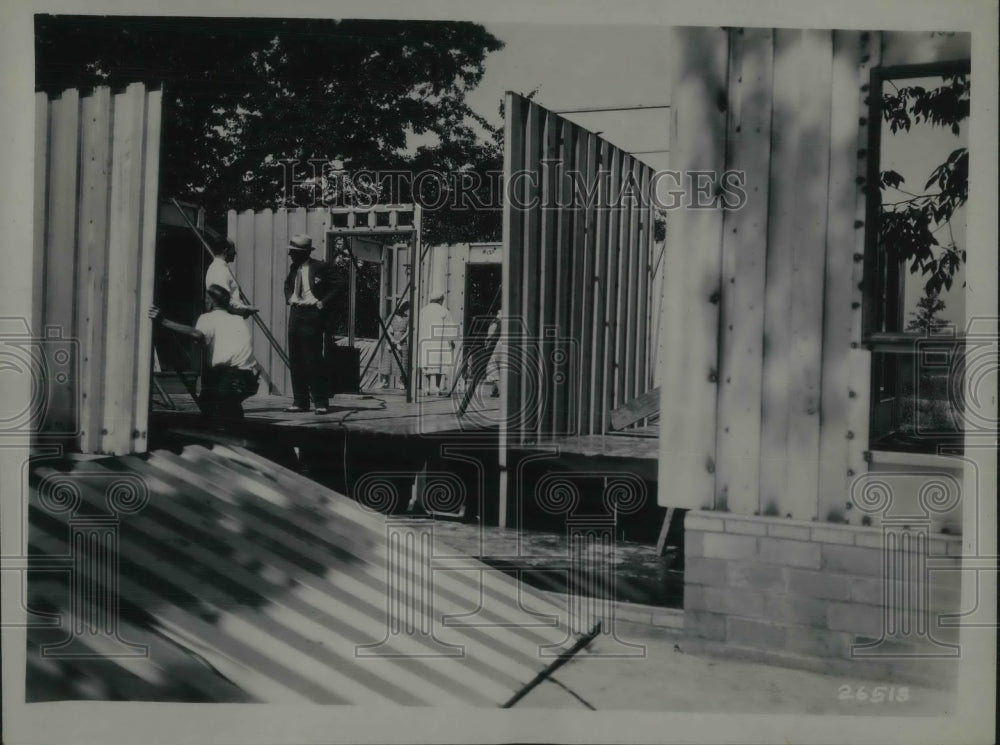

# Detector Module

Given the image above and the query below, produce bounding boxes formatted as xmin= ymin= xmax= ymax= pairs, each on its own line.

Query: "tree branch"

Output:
xmin=880 ymin=193 xmax=945 ymax=208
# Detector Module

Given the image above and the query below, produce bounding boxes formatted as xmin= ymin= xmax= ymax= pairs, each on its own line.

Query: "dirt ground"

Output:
xmin=519 ymin=630 xmax=956 ymax=716
xmin=399 ymin=517 xmax=957 ymax=716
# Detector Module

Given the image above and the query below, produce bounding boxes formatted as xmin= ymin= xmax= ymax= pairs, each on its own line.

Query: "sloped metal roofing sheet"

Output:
xmin=27 ymin=444 xmax=593 ymax=706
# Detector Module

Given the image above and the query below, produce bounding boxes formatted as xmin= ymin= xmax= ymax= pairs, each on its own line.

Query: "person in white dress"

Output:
xmin=417 ymin=292 xmax=459 ymax=395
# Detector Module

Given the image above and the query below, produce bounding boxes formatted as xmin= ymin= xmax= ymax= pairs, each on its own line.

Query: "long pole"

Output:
xmin=553 ymin=103 xmax=671 ymax=114
xmin=170 ymin=199 xmax=292 ymax=380
xmin=500 ymin=623 xmax=602 ymax=708
xmin=347 ymin=237 xmax=357 ymax=348
xmin=408 ymin=206 xmax=423 ymax=403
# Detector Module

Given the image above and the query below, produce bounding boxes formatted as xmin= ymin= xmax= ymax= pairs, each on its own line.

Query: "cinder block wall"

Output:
xmin=682 ymin=511 xmax=964 ymax=685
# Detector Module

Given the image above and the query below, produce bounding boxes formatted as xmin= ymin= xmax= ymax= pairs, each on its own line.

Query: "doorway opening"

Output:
xmin=461 ymin=263 xmax=502 ymax=387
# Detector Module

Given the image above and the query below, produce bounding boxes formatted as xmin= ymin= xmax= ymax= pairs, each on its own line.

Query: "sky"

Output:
xmin=459 ymin=27 xmax=970 ymax=328
xmin=464 ymin=23 xmax=674 ymax=172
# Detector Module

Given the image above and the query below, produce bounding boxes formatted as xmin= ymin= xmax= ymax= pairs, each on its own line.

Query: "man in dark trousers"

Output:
xmin=284 ymin=234 xmax=341 ymax=414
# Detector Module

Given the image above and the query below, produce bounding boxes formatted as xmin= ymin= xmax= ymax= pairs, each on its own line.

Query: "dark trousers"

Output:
xmin=199 ymin=365 xmax=259 ymax=420
xmin=288 ymin=305 xmax=327 ymax=408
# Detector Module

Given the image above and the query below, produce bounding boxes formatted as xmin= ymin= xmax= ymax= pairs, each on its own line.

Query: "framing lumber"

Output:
xmin=655 ymin=507 xmax=676 ymax=556
xmin=608 ymin=386 xmax=661 ymax=432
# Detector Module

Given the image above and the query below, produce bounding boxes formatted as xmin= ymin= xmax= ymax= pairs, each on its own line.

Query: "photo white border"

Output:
xmin=2 ymin=1 xmax=995 ymax=743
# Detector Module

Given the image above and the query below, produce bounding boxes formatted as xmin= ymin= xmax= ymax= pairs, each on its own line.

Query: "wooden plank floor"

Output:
xmin=154 ymin=390 xmax=501 ymax=437
xmin=535 ymin=433 xmax=659 ymax=461
xmin=512 ymin=432 xmax=659 ymax=481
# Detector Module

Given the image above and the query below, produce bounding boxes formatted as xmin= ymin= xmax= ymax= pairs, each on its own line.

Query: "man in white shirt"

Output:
xmin=205 ymin=238 xmax=257 ymax=318
xmin=148 ymin=284 xmax=260 ymax=420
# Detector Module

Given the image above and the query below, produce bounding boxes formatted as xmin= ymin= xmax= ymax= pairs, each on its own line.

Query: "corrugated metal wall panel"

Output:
xmin=32 ymin=83 xmax=162 ymax=455
xmin=500 ymin=94 xmax=659 ymax=449
xmin=658 ymin=28 xmax=968 ymax=516
xmin=713 ymin=27 xmax=773 ymax=517
xmin=27 ymin=445 xmax=590 ymax=705
xmin=657 ymin=27 xmax=730 ymax=512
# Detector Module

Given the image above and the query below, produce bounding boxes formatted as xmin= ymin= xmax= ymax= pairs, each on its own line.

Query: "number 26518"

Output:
xmin=838 ymin=685 xmax=909 ymax=703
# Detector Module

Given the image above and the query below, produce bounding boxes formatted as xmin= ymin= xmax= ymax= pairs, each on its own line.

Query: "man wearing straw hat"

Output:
xmin=283 ymin=234 xmax=342 ymax=414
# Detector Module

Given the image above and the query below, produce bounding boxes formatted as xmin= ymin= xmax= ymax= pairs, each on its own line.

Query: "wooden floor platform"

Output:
xmin=514 ymin=432 xmax=659 ymax=481
xmin=153 ymin=390 xmax=501 ymax=438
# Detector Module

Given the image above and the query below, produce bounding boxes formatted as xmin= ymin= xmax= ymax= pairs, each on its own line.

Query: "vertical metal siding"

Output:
xmin=657 ymin=27 xmax=730 ymax=512
xmin=658 ymin=28 xmax=968 ymax=517
xmin=500 ymin=94 xmax=659 ymax=449
xmin=33 ymin=83 xmax=162 ymax=455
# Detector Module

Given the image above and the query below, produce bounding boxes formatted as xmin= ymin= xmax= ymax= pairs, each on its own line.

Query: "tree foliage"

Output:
xmin=879 ymin=74 xmax=969 ymax=297
xmin=905 ymin=291 xmax=948 ymax=334
xmin=35 ymin=16 xmax=504 ymax=244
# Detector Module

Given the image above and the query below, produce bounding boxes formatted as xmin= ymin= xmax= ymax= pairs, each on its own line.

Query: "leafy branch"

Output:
xmin=879 ymin=74 xmax=969 ymax=298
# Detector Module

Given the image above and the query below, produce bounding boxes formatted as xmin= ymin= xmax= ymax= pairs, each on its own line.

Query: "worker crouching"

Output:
xmin=148 ymin=284 xmax=261 ymax=421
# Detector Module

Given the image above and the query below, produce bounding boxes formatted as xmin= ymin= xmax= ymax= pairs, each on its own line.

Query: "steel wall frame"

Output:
xmin=500 ymin=93 xmax=658 ymax=444
xmin=498 ymin=93 xmax=659 ymax=523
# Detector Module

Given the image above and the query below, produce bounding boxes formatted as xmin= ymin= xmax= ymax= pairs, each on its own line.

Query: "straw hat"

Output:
xmin=288 ymin=234 xmax=314 ymax=252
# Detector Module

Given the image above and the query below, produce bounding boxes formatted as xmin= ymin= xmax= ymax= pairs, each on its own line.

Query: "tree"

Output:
xmin=35 ymin=16 xmax=504 ymax=244
xmin=905 ymin=291 xmax=948 ymax=334
xmin=879 ymin=73 xmax=969 ymax=297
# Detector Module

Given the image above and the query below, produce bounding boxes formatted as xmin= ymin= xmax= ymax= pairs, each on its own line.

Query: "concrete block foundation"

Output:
xmin=681 ymin=511 xmax=964 ymax=686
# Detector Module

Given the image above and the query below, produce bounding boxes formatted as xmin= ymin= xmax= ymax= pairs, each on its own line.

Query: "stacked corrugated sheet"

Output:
xmin=27 ymin=444 xmax=596 ymax=706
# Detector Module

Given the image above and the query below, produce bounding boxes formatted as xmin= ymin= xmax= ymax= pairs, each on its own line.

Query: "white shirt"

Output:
xmin=195 ymin=310 xmax=256 ymax=370
xmin=291 ymin=263 xmax=320 ymax=306
xmin=205 ymin=257 xmax=247 ymax=309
